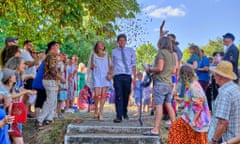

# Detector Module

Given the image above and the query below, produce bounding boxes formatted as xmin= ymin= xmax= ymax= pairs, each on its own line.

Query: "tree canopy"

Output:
xmin=0 ymin=0 xmax=140 ymax=63
xmin=136 ymin=43 xmax=157 ymax=70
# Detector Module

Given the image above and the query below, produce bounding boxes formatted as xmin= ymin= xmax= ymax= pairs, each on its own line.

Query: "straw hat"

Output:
xmin=210 ymin=60 xmax=237 ymax=80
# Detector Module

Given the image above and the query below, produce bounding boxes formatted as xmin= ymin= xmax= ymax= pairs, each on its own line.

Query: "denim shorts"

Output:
xmin=153 ymin=80 xmax=172 ymax=105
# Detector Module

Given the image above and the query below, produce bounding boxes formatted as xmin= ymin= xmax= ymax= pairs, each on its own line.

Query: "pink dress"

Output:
xmin=78 ymin=89 xmax=89 ymax=110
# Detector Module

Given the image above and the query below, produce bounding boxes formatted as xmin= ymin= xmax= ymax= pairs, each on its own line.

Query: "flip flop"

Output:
xmin=143 ymin=130 xmax=159 ymax=136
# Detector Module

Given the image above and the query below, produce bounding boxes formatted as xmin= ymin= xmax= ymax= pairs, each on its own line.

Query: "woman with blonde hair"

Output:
xmin=168 ymin=65 xmax=211 ymax=144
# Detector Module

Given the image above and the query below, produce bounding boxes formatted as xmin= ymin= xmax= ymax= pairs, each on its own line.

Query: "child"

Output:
xmin=133 ymin=72 xmax=143 ymax=116
xmin=56 ymin=54 xmax=67 ymax=118
xmin=143 ymin=85 xmax=152 ymax=112
xmin=78 ymin=85 xmax=90 ymax=113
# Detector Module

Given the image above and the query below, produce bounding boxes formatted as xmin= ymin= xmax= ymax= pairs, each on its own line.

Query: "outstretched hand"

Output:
xmin=160 ymin=20 xmax=169 ymax=37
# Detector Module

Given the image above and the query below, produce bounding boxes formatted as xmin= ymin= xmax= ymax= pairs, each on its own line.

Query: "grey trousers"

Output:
xmin=37 ymin=80 xmax=58 ymax=123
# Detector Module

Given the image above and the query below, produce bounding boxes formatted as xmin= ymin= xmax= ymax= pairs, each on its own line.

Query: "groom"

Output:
xmin=111 ymin=34 xmax=137 ymax=123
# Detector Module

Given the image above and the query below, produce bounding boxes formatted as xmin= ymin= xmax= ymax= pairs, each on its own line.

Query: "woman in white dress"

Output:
xmin=90 ymin=41 xmax=112 ymax=121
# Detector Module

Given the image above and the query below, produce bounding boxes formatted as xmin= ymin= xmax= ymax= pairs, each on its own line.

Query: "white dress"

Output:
xmin=93 ymin=53 xmax=111 ymax=88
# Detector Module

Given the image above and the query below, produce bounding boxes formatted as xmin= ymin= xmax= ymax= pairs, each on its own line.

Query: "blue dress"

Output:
xmin=93 ymin=53 xmax=111 ymax=88
xmin=0 ymin=108 xmax=11 ymax=144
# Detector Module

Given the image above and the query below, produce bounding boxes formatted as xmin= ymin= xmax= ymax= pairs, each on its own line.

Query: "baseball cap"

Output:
xmin=223 ymin=33 xmax=235 ymax=41
xmin=5 ymin=37 xmax=18 ymax=44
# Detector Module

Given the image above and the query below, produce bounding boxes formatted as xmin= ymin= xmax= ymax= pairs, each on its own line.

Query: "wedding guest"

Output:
xmin=143 ymin=36 xmax=176 ymax=136
xmin=168 ymin=65 xmax=211 ymax=144
xmin=112 ymin=34 xmax=136 ymax=123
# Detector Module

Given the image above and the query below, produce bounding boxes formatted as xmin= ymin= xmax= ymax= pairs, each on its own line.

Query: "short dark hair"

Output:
xmin=45 ymin=41 xmax=57 ymax=54
xmin=23 ymin=40 xmax=32 ymax=46
xmin=117 ymin=34 xmax=127 ymax=41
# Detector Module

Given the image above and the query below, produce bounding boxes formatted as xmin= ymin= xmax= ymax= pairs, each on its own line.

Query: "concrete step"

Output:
xmin=65 ymin=124 xmax=161 ymax=144
xmin=65 ymin=133 xmax=160 ymax=144
xmin=66 ymin=124 xmax=153 ymax=135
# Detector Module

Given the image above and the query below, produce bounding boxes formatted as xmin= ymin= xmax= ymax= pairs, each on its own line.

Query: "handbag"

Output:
xmin=11 ymin=102 xmax=27 ymax=123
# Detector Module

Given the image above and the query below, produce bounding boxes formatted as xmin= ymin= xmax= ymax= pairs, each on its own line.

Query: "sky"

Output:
xmin=128 ymin=0 xmax=240 ymax=50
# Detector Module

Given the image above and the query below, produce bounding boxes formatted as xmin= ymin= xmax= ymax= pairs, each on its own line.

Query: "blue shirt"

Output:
xmin=112 ymin=47 xmax=136 ymax=75
xmin=187 ymin=54 xmax=200 ymax=65
xmin=197 ymin=56 xmax=210 ymax=82
xmin=134 ymin=80 xmax=142 ymax=99
xmin=32 ymin=61 xmax=45 ymax=90
xmin=0 ymin=109 xmax=11 ymax=144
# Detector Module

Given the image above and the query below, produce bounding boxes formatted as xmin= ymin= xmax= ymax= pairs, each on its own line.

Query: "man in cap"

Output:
xmin=208 ymin=61 xmax=240 ymax=144
xmin=222 ymin=33 xmax=239 ymax=83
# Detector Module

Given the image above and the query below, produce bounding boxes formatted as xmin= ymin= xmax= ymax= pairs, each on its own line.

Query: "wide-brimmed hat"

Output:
xmin=210 ymin=60 xmax=237 ymax=80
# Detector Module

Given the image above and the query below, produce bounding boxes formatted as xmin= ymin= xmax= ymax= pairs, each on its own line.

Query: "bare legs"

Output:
xmin=94 ymin=87 xmax=108 ymax=121
xmin=151 ymin=103 xmax=176 ymax=134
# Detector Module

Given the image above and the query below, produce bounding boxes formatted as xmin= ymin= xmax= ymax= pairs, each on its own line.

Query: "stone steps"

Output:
xmin=65 ymin=124 xmax=161 ymax=144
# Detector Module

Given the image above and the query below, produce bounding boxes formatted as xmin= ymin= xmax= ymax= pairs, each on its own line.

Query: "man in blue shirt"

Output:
xmin=111 ymin=34 xmax=137 ymax=123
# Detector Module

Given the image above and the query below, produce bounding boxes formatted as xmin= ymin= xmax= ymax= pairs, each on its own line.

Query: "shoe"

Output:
xmin=27 ymin=114 xmax=34 ymax=118
xmin=94 ymin=113 xmax=98 ymax=119
xmin=123 ymin=115 xmax=129 ymax=120
xmin=58 ymin=114 xmax=64 ymax=119
xmin=143 ymin=130 xmax=159 ymax=136
xmin=113 ymin=118 xmax=122 ymax=123
xmin=150 ymin=110 xmax=154 ymax=116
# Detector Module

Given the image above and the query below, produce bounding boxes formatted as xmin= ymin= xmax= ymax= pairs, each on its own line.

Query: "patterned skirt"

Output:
xmin=168 ymin=118 xmax=208 ymax=144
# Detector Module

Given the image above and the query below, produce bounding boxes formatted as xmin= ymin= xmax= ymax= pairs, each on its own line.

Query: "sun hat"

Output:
xmin=209 ymin=60 xmax=237 ymax=80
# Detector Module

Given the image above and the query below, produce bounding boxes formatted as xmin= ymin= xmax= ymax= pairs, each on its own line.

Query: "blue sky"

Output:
xmin=128 ymin=0 xmax=240 ymax=50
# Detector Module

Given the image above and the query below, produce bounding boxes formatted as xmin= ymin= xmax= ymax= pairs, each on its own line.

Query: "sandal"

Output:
xmin=35 ymin=120 xmax=44 ymax=128
xmin=143 ymin=130 xmax=159 ymax=136
xmin=98 ymin=114 xmax=104 ymax=121
xmin=45 ymin=120 xmax=52 ymax=125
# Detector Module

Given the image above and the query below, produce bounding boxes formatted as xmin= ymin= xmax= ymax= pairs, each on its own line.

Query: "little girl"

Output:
xmin=78 ymin=85 xmax=90 ymax=113
xmin=133 ymin=72 xmax=143 ymax=116
xmin=4 ymin=57 xmax=35 ymax=144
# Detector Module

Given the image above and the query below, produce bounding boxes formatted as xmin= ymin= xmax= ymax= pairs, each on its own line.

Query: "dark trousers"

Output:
xmin=198 ymin=80 xmax=209 ymax=92
xmin=113 ymin=74 xmax=132 ymax=120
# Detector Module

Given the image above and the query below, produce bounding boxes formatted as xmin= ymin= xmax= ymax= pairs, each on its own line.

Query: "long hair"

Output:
xmin=157 ymin=37 xmax=173 ymax=53
xmin=179 ymin=65 xmax=196 ymax=83
xmin=4 ymin=56 xmax=24 ymax=79
xmin=189 ymin=45 xmax=200 ymax=57
xmin=93 ymin=41 xmax=105 ymax=54
xmin=1 ymin=45 xmax=21 ymax=66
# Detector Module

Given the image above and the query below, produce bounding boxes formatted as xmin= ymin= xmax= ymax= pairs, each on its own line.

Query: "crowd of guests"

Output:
xmin=0 ymin=38 xmax=87 ymax=143
xmin=140 ymin=21 xmax=240 ymax=144
xmin=0 ymin=21 xmax=240 ymax=144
